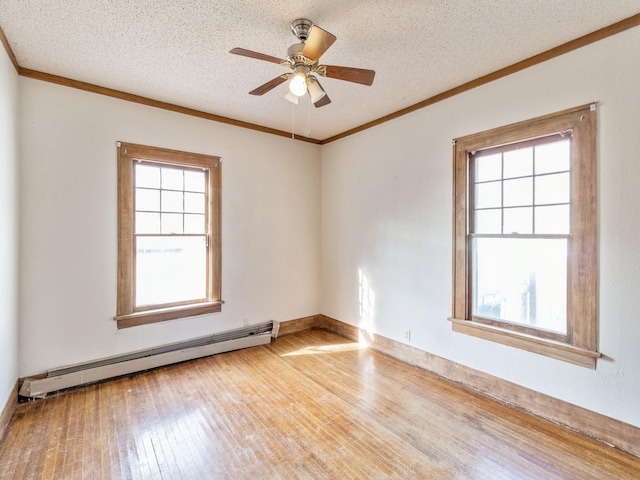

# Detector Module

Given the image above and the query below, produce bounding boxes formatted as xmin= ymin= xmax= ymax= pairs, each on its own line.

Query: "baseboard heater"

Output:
xmin=19 ymin=320 xmax=280 ymax=399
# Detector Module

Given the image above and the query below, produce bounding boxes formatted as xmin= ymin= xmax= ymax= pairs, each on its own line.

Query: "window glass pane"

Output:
xmin=474 ymin=209 xmax=502 ymax=234
xmin=472 ymin=237 xmax=567 ymax=334
xmin=162 ymin=190 xmax=183 ymax=213
xmin=135 ymin=212 xmax=160 ymax=234
xmin=185 ymin=192 xmax=205 ymax=214
xmin=535 ymin=172 xmax=570 ymax=205
xmin=503 ymin=177 xmax=532 ymax=207
xmin=503 ymin=147 xmax=532 ymax=179
xmin=475 ymin=153 xmax=502 ymax=182
xmin=185 ymin=214 xmax=206 ymax=234
xmin=161 ymin=167 xmax=183 ymax=190
xmin=535 ymin=205 xmax=570 ymax=234
xmin=135 ymin=188 xmax=159 ymax=212
xmin=136 ymin=236 xmax=207 ymax=307
xmin=185 ymin=170 xmax=206 ymax=193
xmin=161 ymin=213 xmax=183 ymax=234
xmin=475 ymin=181 xmax=501 ymax=209
xmin=135 ymin=164 xmax=160 ymax=188
xmin=503 ymin=207 xmax=532 ymax=234
xmin=535 ymin=139 xmax=570 ymax=174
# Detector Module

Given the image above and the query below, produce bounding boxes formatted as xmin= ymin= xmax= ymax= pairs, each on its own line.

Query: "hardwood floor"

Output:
xmin=1 ymin=329 xmax=639 ymax=479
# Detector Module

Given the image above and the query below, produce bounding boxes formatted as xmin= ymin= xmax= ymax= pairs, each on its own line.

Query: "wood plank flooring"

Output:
xmin=1 ymin=329 xmax=639 ymax=479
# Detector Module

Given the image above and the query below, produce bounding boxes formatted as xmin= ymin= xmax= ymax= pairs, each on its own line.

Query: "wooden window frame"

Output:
xmin=115 ymin=142 xmax=222 ymax=329
xmin=449 ymin=104 xmax=600 ymax=368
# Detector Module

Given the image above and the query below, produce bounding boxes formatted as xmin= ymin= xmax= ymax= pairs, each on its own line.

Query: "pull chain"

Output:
xmin=291 ymin=101 xmax=295 ymax=139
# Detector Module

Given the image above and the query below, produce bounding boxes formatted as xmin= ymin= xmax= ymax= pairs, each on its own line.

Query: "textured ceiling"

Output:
xmin=1 ymin=1 xmax=639 ymax=141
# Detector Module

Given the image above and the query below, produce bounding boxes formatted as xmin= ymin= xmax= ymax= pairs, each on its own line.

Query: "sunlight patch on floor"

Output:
xmin=280 ymin=343 xmax=366 ymax=357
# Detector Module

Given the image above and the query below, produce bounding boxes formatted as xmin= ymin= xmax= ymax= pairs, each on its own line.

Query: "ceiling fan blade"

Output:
xmin=301 ymin=25 xmax=336 ymax=61
xmin=229 ymin=47 xmax=285 ymax=65
xmin=314 ymin=93 xmax=331 ymax=108
xmin=249 ymin=76 xmax=288 ymax=96
xmin=322 ymin=65 xmax=376 ymax=86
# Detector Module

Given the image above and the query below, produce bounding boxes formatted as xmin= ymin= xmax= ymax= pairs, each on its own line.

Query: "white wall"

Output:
xmin=0 ymin=48 xmax=19 ymax=408
xmin=321 ymin=26 xmax=640 ymax=427
xmin=14 ymin=22 xmax=640 ymax=431
xmin=19 ymin=79 xmax=321 ymax=376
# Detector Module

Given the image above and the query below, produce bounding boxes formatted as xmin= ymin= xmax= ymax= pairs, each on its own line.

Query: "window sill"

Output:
xmin=448 ymin=317 xmax=600 ymax=368
xmin=115 ymin=301 xmax=223 ymax=329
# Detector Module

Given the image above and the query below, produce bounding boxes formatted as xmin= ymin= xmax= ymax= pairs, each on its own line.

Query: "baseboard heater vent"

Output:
xmin=20 ymin=320 xmax=280 ymax=399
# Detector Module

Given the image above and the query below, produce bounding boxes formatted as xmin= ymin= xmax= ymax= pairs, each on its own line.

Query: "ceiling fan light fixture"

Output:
xmin=230 ymin=19 xmax=375 ymax=107
xmin=289 ymin=70 xmax=308 ymax=96
xmin=307 ymin=77 xmax=326 ymax=103
xmin=285 ymin=90 xmax=299 ymax=105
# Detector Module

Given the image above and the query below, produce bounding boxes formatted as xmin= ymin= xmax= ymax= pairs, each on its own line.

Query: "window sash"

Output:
xmin=468 ymin=235 xmax=569 ymax=342
xmin=132 ymin=160 xmax=210 ymax=311
xmin=467 ymin=134 xmax=572 ymax=340
xmin=469 ymin=134 xmax=571 ymax=236
xmin=134 ymin=234 xmax=209 ymax=310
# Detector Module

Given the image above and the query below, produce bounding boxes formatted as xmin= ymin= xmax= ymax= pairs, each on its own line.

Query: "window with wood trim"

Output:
xmin=115 ymin=142 xmax=222 ymax=329
xmin=450 ymin=105 xmax=599 ymax=368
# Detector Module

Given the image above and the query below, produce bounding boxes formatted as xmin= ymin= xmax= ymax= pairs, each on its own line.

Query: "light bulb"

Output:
xmin=289 ymin=72 xmax=308 ymax=97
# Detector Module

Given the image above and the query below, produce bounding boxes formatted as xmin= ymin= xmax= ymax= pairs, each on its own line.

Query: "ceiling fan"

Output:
xmin=230 ymin=18 xmax=375 ymax=108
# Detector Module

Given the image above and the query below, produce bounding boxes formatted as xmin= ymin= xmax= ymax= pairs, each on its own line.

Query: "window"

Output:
xmin=450 ymin=105 xmax=599 ymax=367
xmin=115 ymin=142 xmax=221 ymax=329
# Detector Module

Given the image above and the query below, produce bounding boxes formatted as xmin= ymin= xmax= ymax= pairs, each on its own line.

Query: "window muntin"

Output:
xmin=450 ymin=105 xmax=599 ymax=367
xmin=115 ymin=143 xmax=221 ymax=329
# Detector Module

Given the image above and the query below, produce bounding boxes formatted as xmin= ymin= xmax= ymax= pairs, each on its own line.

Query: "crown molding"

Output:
xmin=320 ymin=13 xmax=640 ymax=144
xmin=18 ymin=68 xmax=322 ymax=144
xmin=3 ymin=13 xmax=640 ymax=144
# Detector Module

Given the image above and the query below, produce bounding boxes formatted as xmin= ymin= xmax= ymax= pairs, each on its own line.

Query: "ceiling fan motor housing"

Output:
xmin=286 ymin=42 xmax=316 ymax=67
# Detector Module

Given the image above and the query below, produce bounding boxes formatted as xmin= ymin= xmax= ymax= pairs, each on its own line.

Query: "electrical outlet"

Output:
xmin=405 ymin=330 xmax=411 ymax=341
xmin=243 ymin=318 xmax=249 ymax=327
